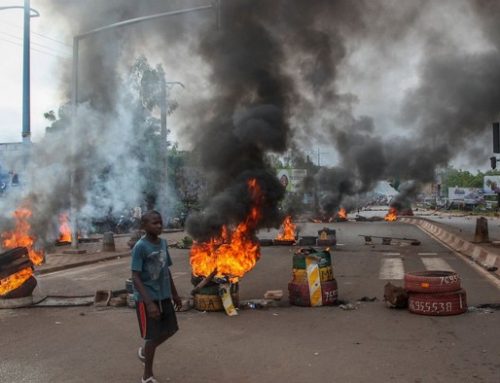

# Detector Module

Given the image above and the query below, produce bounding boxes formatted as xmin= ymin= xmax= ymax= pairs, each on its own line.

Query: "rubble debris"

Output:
xmin=109 ymin=294 xmax=127 ymax=307
xmin=468 ymin=306 xmax=494 ymax=314
xmin=476 ymin=303 xmax=500 ymax=310
xmin=264 ymin=290 xmax=283 ymax=300
xmin=339 ymin=303 xmax=357 ymax=310
xmin=384 ymin=282 xmax=408 ymax=309
xmin=94 ymin=290 xmax=112 ymax=307
xmin=359 ymin=234 xmax=420 ymax=246
xmin=239 ymin=299 xmax=278 ymax=309
xmin=358 ymin=296 xmax=377 ymax=302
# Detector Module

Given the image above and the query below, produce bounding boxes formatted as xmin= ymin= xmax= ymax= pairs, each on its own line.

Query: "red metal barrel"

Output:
xmin=408 ymin=289 xmax=467 ymax=316
xmin=288 ymin=279 xmax=338 ymax=307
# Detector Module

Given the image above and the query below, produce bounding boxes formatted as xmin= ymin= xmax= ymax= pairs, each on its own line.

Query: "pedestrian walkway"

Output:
xmin=378 ymin=253 xmax=454 ymax=280
xmin=35 ymin=229 xmax=187 ymax=275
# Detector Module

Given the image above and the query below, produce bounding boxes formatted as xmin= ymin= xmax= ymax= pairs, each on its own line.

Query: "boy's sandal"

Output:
xmin=141 ymin=377 xmax=160 ymax=383
xmin=137 ymin=347 xmax=145 ymax=364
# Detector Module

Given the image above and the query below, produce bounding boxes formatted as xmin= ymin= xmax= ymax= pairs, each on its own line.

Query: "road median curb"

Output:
xmin=36 ymin=251 xmax=131 ymax=275
xmin=400 ymin=217 xmax=500 ymax=279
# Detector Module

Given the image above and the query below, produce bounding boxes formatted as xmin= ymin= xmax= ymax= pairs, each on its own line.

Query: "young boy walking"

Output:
xmin=131 ymin=210 xmax=182 ymax=383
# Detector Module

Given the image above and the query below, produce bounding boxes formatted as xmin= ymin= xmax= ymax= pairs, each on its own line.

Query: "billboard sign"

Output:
xmin=448 ymin=187 xmax=484 ymax=204
xmin=277 ymin=169 xmax=307 ymax=192
xmin=484 ymin=176 xmax=500 ymax=194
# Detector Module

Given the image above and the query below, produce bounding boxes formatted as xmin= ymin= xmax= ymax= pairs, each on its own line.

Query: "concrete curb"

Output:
xmin=400 ymin=217 xmax=500 ymax=279
xmin=36 ymin=251 xmax=131 ymax=275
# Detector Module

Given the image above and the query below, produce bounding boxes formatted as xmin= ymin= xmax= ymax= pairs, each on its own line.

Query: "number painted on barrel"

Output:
xmin=410 ymin=299 xmax=454 ymax=313
xmin=439 ymin=274 xmax=459 ymax=285
xmin=324 ymin=289 xmax=337 ymax=303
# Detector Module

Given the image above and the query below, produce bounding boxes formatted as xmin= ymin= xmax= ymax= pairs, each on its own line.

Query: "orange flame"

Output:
xmin=0 ymin=267 xmax=33 ymax=296
xmin=337 ymin=208 xmax=347 ymax=219
xmin=190 ymin=179 xmax=262 ymax=281
xmin=58 ymin=212 xmax=72 ymax=242
xmin=384 ymin=207 xmax=398 ymax=222
xmin=2 ymin=208 xmax=44 ymax=265
xmin=276 ymin=216 xmax=296 ymax=240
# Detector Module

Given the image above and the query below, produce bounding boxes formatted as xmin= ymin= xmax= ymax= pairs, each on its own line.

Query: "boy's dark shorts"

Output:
xmin=136 ymin=298 xmax=178 ymax=341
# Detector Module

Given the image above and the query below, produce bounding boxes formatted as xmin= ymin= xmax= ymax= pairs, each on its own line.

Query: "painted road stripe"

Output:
xmin=379 ymin=258 xmax=404 ymax=280
xmin=418 ymin=252 xmax=438 ymax=256
xmin=421 ymin=258 xmax=454 ymax=271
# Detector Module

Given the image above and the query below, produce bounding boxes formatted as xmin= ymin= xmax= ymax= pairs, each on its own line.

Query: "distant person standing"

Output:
xmin=131 ymin=210 xmax=181 ymax=383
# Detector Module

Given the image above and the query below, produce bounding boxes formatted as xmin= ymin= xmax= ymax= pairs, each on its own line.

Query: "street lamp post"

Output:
xmin=0 ymin=1 xmax=40 ymax=145
xmin=158 ymin=80 xmax=184 ymax=218
xmin=69 ymin=4 xmax=218 ymax=247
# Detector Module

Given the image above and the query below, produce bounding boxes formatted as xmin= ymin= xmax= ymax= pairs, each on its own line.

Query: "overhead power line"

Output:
xmin=1 ymin=20 xmax=71 ymax=48
xmin=0 ymin=30 xmax=71 ymax=55
xmin=0 ymin=36 xmax=70 ymax=60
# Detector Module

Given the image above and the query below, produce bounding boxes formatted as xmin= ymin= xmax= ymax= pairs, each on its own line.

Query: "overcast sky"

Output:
xmin=0 ymin=0 xmax=69 ymax=143
xmin=0 ymin=0 xmax=497 ymax=171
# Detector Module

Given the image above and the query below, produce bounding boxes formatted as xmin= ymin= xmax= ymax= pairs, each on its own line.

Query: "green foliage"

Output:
xmin=439 ymin=167 xmax=500 ymax=192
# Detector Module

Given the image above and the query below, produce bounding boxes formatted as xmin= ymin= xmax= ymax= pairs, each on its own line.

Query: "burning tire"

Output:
xmin=196 ymin=283 xmax=239 ymax=296
xmin=1 ymin=275 xmax=37 ymax=299
xmin=408 ymin=289 xmax=467 ymax=316
xmin=293 ymin=249 xmax=331 ymax=269
xmin=193 ymin=292 xmax=239 ymax=312
xmin=292 ymin=266 xmax=334 ymax=284
xmin=404 ymin=271 xmax=461 ymax=293
xmin=288 ymin=279 xmax=338 ymax=307
xmin=191 ymin=275 xmax=219 ymax=288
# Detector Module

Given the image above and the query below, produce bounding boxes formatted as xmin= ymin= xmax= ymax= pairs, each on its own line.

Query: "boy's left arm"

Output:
xmin=169 ymin=269 xmax=182 ymax=310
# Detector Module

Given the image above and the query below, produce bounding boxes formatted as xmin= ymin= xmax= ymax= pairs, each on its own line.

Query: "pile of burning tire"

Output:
xmin=288 ymin=248 xmax=338 ymax=307
xmin=191 ymin=275 xmax=239 ymax=312
xmin=0 ymin=247 xmax=37 ymax=308
xmin=404 ymin=271 xmax=467 ymax=316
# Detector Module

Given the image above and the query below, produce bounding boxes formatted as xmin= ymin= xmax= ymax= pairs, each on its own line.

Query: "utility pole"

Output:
xmin=69 ymin=5 xmax=214 ymax=247
xmin=0 ymin=2 xmax=39 ymax=159
xmin=22 ymin=0 xmax=31 ymax=144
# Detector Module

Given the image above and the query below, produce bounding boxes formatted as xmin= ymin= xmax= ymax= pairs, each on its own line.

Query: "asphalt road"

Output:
xmin=1 ymin=221 xmax=499 ymax=383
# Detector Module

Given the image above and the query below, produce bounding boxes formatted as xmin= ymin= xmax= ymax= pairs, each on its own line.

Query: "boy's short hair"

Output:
xmin=141 ymin=210 xmax=162 ymax=226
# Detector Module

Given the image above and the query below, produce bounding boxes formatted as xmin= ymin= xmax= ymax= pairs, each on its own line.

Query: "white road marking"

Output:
xmin=418 ymin=252 xmax=438 ymax=256
xmin=421 ymin=258 xmax=454 ymax=271
xmin=413 ymin=224 xmax=500 ymax=290
xmin=379 ymin=258 xmax=404 ymax=280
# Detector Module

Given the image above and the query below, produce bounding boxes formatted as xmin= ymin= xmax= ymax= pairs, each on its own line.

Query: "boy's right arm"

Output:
xmin=131 ymin=243 xmax=160 ymax=319
xmin=132 ymin=271 xmax=160 ymax=319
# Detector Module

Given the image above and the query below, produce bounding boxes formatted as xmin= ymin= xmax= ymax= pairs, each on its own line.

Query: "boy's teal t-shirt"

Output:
xmin=130 ymin=237 xmax=173 ymax=301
